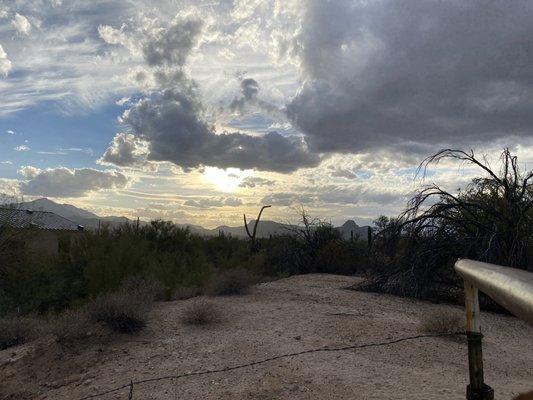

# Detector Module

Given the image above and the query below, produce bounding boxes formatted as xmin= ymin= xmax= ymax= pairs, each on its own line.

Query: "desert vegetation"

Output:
xmin=0 ymin=205 xmax=369 ymax=350
xmin=360 ymin=149 xmax=533 ymax=305
xmin=181 ymin=299 xmax=222 ymax=326
xmin=418 ymin=309 xmax=464 ymax=335
xmin=1 ymin=148 xmax=531 ymax=351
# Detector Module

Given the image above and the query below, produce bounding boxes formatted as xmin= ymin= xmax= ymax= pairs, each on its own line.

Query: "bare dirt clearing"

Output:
xmin=1 ymin=274 xmax=531 ymax=399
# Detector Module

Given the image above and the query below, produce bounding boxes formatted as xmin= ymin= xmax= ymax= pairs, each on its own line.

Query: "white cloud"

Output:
xmin=18 ymin=167 xmax=130 ymax=197
xmin=0 ymin=7 xmax=8 ymax=19
xmin=0 ymin=44 xmax=12 ymax=77
xmin=12 ymin=13 xmax=32 ymax=35
xmin=14 ymin=144 xmax=30 ymax=152
xmin=184 ymin=196 xmax=243 ymax=208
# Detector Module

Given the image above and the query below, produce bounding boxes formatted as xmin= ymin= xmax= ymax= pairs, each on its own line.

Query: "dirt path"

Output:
xmin=1 ymin=274 xmax=532 ymax=399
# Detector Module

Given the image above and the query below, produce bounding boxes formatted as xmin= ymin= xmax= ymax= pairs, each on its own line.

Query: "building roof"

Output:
xmin=0 ymin=208 xmax=83 ymax=231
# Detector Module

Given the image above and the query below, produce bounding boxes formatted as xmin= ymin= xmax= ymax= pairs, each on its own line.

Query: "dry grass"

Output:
xmin=172 ymin=285 xmax=202 ymax=300
xmin=0 ymin=316 xmax=38 ymax=350
xmin=45 ymin=309 xmax=100 ymax=344
xmin=87 ymin=291 xmax=151 ymax=334
xmin=206 ymin=269 xmax=255 ymax=296
xmin=181 ymin=299 xmax=222 ymax=326
xmin=419 ymin=309 xmax=464 ymax=334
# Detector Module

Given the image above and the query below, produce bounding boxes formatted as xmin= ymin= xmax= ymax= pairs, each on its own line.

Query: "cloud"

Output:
xmin=14 ymin=144 xmax=30 ymax=152
xmin=101 ymin=15 xmax=320 ymax=173
xmin=262 ymin=181 xmax=406 ymax=208
xmin=115 ymin=88 xmax=319 ymax=172
xmin=12 ymin=13 xmax=32 ymax=35
xmin=229 ymin=76 xmax=280 ymax=115
xmin=18 ymin=167 xmax=129 ymax=197
xmin=287 ymin=0 xmax=533 ymax=155
xmin=261 ymin=192 xmax=316 ymax=207
xmin=239 ymin=176 xmax=276 ymax=188
xmin=329 ymin=167 xmax=357 ymax=180
xmin=0 ymin=44 xmax=11 ymax=77
xmin=184 ymin=196 xmax=243 ymax=208
xmin=100 ymin=133 xmax=149 ymax=167
xmin=142 ymin=18 xmax=203 ymax=67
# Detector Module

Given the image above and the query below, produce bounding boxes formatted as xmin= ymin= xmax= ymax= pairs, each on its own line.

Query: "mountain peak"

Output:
xmin=342 ymin=219 xmax=359 ymax=228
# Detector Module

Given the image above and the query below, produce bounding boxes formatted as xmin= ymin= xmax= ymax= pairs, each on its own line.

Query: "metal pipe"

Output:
xmin=455 ymin=259 xmax=533 ymax=326
xmin=455 ymin=258 xmax=533 ymax=399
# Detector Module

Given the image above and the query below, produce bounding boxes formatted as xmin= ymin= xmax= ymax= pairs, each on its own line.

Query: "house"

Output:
xmin=0 ymin=208 xmax=85 ymax=256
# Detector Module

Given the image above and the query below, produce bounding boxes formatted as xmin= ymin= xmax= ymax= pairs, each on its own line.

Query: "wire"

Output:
xmin=77 ymin=331 xmax=464 ymax=400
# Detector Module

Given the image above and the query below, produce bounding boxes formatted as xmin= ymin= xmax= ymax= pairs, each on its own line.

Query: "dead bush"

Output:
xmin=181 ymin=299 xmax=222 ymax=326
xmin=87 ymin=291 xmax=150 ymax=334
xmin=172 ymin=285 xmax=201 ymax=300
xmin=206 ymin=269 xmax=255 ymax=296
xmin=419 ymin=309 xmax=464 ymax=334
xmin=0 ymin=316 xmax=38 ymax=350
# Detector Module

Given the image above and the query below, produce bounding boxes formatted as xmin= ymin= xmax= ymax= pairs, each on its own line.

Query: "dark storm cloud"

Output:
xmin=118 ymin=88 xmax=319 ymax=172
xmin=102 ymin=16 xmax=318 ymax=173
xmin=229 ymin=76 xmax=280 ymax=115
xmin=287 ymin=0 xmax=533 ymax=154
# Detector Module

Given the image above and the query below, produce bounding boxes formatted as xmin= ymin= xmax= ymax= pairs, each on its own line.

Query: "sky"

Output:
xmin=1 ymin=0 xmax=533 ymax=228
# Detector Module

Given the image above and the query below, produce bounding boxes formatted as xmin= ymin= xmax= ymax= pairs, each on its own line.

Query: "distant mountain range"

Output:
xmin=14 ymin=198 xmax=131 ymax=230
xmin=13 ymin=198 xmax=370 ymax=240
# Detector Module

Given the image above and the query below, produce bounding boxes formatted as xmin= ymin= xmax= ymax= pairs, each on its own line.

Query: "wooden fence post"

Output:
xmin=464 ymin=281 xmax=494 ymax=400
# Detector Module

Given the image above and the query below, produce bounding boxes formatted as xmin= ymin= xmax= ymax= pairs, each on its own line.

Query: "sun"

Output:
xmin=202 ymin=167 xmax=251 ymax=192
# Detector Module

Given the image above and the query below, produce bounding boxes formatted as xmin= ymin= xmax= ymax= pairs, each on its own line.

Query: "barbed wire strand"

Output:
xmin=77 ymin=331 xmax=465 ymax=400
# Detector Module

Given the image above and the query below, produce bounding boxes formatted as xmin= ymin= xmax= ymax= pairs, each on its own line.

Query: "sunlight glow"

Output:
xmin=202 ymin=167 xmax=251 ymax=192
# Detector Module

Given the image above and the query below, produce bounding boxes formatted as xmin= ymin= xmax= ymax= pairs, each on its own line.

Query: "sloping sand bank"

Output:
xmin=1 ymin=274 xmax=531 ymax=399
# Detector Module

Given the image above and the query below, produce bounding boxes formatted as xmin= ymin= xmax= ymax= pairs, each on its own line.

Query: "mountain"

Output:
xmin=337 ymin=220 xmax=370 ymax=240
xmin=14 ymin=198 xmax=133 ymax=229
xmin=17 ymin=198 xmax=99 ymax=221
xmin=12 ymin=198 xmax=371 ymax=238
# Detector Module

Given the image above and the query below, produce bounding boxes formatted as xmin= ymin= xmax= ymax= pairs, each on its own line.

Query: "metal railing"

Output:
xmin=455 ymin=259 xmax=533 ymax=400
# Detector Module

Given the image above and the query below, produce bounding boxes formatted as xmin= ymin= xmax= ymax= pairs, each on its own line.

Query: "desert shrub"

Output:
xmin=172 ymin=285 xmax=202 ymax=300
xmin=0 ymin=316 xmax=38 ymax=350
xmin=206 ymin=269 xmax=255 ymax=296
xmin=263 ymin=208 xmax=370 ymax=276
xmin=419 ymin=309 xmax=464 ymax=334
xmin=87 ymin=291 xmax=150 ymax=334
xmin=45 ymin=309 xmax=98 ymax=343
xmin=181 ymin=299 xmax=222 ymax=326
xmin=119 ymin=276 xmax=169 ymax=301
xmin=361 ymin=149 xmax=533 ymax=303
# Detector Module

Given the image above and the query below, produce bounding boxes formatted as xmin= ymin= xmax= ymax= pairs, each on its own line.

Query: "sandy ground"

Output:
xmin=1 ymin=274 xmax=532 ymax=400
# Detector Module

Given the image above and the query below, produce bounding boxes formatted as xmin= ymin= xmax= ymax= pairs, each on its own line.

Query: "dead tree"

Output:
xmin=244 ymin=205 xmax=271 ymax=252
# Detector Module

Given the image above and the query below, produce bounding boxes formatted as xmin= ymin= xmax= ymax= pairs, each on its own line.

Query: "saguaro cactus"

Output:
xmin=244 ymin=205 xmax=271 ymax=252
